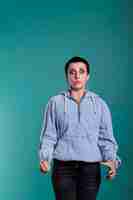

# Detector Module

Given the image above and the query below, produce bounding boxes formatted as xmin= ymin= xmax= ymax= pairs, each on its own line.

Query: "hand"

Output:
xmin=101 ymin=160 xmax=116 ymax=180
xmin=40 ymin=160 xmax=49 ymax=173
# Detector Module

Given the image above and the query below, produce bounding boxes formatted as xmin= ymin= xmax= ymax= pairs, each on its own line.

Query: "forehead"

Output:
xmin=68 ymin=62 xmax=87 ymax=70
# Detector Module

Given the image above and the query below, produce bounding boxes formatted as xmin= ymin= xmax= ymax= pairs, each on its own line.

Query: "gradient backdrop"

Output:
xmin=0 ymin=0 xmax=130 ymax=200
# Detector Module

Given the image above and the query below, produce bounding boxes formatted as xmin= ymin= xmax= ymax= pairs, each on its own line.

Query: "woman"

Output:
xmin=39 ymin=56 xmax=121 ymax=200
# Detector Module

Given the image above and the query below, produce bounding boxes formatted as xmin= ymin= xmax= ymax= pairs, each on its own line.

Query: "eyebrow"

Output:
xmin=69 ymin=67 xmax=85 ymax=70
xmin=69 ymin=68 xmax=86 ymax=72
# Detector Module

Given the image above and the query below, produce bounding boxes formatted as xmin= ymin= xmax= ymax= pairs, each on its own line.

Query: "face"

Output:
xmin=67 ymin=62 xmax=89 ymax=90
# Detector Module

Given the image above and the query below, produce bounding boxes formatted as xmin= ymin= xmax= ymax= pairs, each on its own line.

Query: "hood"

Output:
xmin=59 ymin=89 xmax=98 ymax=114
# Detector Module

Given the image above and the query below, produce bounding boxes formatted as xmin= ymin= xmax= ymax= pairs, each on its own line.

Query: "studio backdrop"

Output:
xmin=0 ymin=0 xmax=130 ymax=200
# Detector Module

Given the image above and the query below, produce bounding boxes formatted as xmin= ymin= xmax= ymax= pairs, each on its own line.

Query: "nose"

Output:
xmin=75 ymin=72 xmax=80 ymax=79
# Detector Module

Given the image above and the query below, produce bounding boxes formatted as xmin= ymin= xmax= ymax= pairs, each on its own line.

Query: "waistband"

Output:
xmin=53 ymin=159 xmax=100 ymax=166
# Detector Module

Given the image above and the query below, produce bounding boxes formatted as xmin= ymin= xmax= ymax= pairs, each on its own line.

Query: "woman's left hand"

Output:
xmin=101 ymin=160 xmax=117 ymax=180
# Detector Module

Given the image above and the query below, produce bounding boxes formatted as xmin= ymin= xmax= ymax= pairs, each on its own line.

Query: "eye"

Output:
xmin=69 ymin=68 xmax=86 ymax=75
xmin=79 ymin=68 xmax=85 ymax=74
xmin=69 ymin=70 xmax=76 ymax=75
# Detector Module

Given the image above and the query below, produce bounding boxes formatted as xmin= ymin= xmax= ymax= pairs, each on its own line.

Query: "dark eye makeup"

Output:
xmin=69 ymin=68 xmax=86 ymax=75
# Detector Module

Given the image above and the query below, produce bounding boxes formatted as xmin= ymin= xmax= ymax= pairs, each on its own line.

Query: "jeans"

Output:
xmin=51 ymin=159 xmax=101 ymax=200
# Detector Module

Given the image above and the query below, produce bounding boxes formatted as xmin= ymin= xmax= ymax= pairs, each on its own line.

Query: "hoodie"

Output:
xmin=39 ymin=89 xmax=121 ymax=170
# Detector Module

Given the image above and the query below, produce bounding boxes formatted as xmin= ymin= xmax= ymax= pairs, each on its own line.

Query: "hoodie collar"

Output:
xmin=60 ymin=89 xmax=97 ymax=114
xmin=60 ymin=88 xmax=95 ymax=99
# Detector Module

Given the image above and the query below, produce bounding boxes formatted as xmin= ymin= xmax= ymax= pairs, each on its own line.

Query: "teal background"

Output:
xmin=0 ymin=0 xmax=130 ymax=199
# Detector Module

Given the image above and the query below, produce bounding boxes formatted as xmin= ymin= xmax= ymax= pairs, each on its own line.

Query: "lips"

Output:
xmin=73 ymin=81 xmax=82 ymax=84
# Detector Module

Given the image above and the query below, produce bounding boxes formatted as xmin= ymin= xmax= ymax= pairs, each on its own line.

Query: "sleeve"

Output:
xmin=38 ymin=97 xmax=58 ymax=169
xmin=98 ymin=98 xmax=121 ymax=168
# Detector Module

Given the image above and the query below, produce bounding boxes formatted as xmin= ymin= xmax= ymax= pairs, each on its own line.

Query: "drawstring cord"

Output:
xmin=89 ymin=96 xmax=97 ymax=114
xmin=64 ymin=93 xmax=67 ymax=113
xmin=64 ymin=92 xmax=97 ymax=115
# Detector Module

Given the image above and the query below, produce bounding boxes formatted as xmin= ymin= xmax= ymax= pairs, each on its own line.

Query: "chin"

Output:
xmin=71 ymin=85 xmax=84 ymax=90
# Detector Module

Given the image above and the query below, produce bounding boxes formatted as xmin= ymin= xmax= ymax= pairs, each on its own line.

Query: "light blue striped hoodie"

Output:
xmin=39 ymin=89 xmax=121 ymax=170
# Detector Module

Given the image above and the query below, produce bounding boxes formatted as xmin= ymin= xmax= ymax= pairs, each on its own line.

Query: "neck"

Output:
xmin=69 ymin=87 xmax=86 ymax=102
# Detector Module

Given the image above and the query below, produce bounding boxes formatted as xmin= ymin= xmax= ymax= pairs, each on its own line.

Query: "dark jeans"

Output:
xmin=51 ymin=159 xmax=101 ymax=200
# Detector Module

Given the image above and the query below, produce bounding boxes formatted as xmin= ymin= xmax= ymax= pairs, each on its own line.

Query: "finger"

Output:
xmin=40 ymin=165 xmax=48 ymax=173
xmin=40 ymin=162 xmax=49 ymax=171
xmin=107 ymin=171 xmax=116 ymax=180
xmin=40 ymin=166 xmax=48 ymax=173
xmin=40 ymin=161 xmax=48 ymax=168
xmin=108 ymin=169 xmax=113 ymax=173
xmin=41 ymin=163 xmax=48 ymax=171
xmin=108 ymin=173 xmax=116 ymax=179
xmin=109 ymin=169 xmax=116 ymax=175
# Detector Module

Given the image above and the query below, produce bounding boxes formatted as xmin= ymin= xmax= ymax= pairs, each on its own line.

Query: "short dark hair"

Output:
xmin=64 ymin=56 xmax=90 ymax=78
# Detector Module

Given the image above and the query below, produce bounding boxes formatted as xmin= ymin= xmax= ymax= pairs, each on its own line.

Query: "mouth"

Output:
xmin=73 ymin=81 xmax=82 ymax=85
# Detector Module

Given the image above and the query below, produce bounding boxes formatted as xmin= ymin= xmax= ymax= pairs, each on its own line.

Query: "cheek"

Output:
xmin=67 ymin=76 xmax=73 ymax=85
xmin=67 ymin=76 xmax=74 ymax=82
xmin=82 ymin=76 xmax=88 ymax=83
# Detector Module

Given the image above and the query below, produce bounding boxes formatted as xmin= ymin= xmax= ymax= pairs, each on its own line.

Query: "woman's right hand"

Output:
xmin=40 ymin=160 xmax=49 ymax=173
